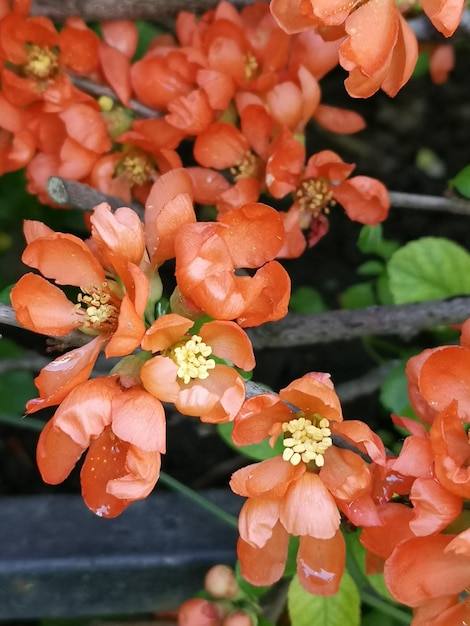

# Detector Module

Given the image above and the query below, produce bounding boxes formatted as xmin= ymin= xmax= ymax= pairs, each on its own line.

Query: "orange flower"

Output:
xmin=10 ymin=208 xmax=150 ymax=410
xmin=230 ymin=373 xmax=385 ymax=594
xmin=0 ymin=3 xmax=99 ymax=108
xmin=97 ymin=20 xmax=138 ymax=106
xmin=174 ymin=202 xmax=290 ymax=326
xmin=37 ymin=376 xmax=165 ymax=517
xmin=140 ymin=313 xmax=255 ymax=423
xmin=0 ymin=91 xmax=35 ymax=174
xmin=267 ymin=148 xmax=390 ymax=257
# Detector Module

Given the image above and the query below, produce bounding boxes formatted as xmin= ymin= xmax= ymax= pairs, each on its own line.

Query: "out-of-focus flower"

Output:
xmin=140 ymin=313 xmax=255 ymax=423
xmin=37 ymin=376 xmax=165 ymax=517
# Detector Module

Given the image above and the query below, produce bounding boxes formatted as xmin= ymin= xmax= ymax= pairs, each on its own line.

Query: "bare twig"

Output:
xmin=47 ymin=177 xmax=145 ymax=218
xmin=248 ymin=297 xmax=470 ymax=349
xmin=70 ymin=76 xmax=161 ymax=119
xmin=389 ymin=191 xmax=470 ymax=216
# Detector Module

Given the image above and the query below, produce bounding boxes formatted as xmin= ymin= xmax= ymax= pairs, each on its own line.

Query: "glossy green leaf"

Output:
xmin=287 ymin=570 xmax=360 ymax=626
xmin=388 ymin=237 xmax=470 ymax=303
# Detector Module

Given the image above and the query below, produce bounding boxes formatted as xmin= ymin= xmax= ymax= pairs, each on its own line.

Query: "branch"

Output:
xmin=47 ymin=177 xmax=144 ymax=217
xmin=389 ymin=191 xmax=470 ymax=216
xmin=248 ymin=297 xmax=470 ymax=349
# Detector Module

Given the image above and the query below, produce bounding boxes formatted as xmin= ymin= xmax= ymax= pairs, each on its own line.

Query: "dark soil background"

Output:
xmin=1 ymin=46 xmax=470 ymax=498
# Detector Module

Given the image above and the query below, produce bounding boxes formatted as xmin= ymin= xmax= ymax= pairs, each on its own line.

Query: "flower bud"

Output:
xmin=204 ymin=564 xmax=239 ymax=599
xmin=178 ymin=598 xmax=222 ymax=626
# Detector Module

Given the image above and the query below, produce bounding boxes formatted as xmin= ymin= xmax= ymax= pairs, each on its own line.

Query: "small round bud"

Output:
xmin=222 ymin=610 xmax=253 ymax=626
xmin=204 ymin=564 xmax=239 ymax=599
xmin=178 ymin=598 xmax=222 ymax=626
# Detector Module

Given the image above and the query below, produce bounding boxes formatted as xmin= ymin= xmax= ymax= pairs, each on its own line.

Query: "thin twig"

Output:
xmin=248 ymin=296 xmax=470 ymax=349
xmin=47 ymin=177 xmax=145 ymax=217
xmin=70 ymin=76 xmax=161 ymax=119
xmin=389 ymin=191 xmax=470 ymax=216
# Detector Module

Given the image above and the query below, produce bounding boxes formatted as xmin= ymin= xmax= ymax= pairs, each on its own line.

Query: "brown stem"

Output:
xmin=47 ymin=177 xmax=145 ymax=218
xmin=248 ymin=296 xmax=470 ymax=349
xmin=389 ymin=191 xmax=470 ymax=216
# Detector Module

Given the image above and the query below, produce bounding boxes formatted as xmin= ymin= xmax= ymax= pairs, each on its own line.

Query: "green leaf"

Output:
xmin=379 ymin=361 xmax=410 ymax=415
xmin=0 ymin=370 xmax=36 ymax=414
xmin=288 ymin=570 xmax=360 ymax=626
xmin=341 ymin=283 xmax=376 ymax=309
xmin=449 ymin=164 xmax=470 ymax=199
xmin=217 ymin=421 xmax=284 ymax=461
xmin=387 ymin=237 xmax=470 ymax=304
xmin=133 ymin=20 xmax=163 ymax=61
xmin=357 ymin=260 xmax=384 ymax=277
xmin=0 ymin=283 xmax=13 ymax=305
xmin=290 ymin=286 xmax=327 ymax=313
xmin=357 ymin=225 xmax=398 ymax=261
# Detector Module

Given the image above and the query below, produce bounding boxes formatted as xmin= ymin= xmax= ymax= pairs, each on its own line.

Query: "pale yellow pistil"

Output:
xmin=244 ymin=51 xmax=259 ymax=81
xmin=296 ymin=176 xmax=336 ymax=223
xmin=282 ymin=413 xmax=332 ymax=468
xmin=230 ymin=151 xmax=261 ymax=182
xmin=76 ymin=283 xmax=119 ymax=331
xmin=23 ymin=44 xmax=59 ymax=79
xmin=121 ymin=151 xmax=153 ymax=186
xmin=165 ymin=335 xmax=216 ymax=384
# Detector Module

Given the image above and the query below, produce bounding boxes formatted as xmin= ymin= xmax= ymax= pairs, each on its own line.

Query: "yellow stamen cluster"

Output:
xmin=76 ymin=282 xmax=119 ymax=331
xmin=282 ymin=413 xmax=332 ymax=468
xmin=230 ymin=151 xmax=261 ymax=181
xmin=166 ymin=335 xmax=216 ymax=384
xmin=295 ymin=176 xmax=336 ymax=221
xmin=244 ymin=51 xmax=259 ymax=81
xmin=121 ymin=150 xmax=153 ymax=186
xmin=23 ymin=44 xmax=59 ymax=79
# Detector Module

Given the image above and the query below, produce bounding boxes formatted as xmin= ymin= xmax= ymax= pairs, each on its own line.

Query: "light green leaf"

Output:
xmin=357 ymin=260 xmax=384 ymax=277
xmin=341 ymin=283 xmax=376 ymax=310
xmin=358 ymin=225 xmax=398 ymax=260
xmin=449 ymin=164 xmax=470 ymax=199
xmin=290 ymin=286 xmax=327 ymax=313
xmin=287 ymin=570 xmax=360 ymax=626
xmin=387 ymin=237 xmax=470 ymax=304
xmin=379 ymin=361 xmax=410 ymax=415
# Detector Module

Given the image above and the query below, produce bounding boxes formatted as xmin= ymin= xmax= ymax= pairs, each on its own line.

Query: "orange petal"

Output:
xmin=297 ymin=531 xmax=345 ymax=596
xmin=280 ymin=472 xmax=340 ymax=539
xmin=140 ymin=355 xmax=180 ymax=403
xmin=236 ymin=261 xmax=290 ymax=327
xmin=320 ymin=446 xmax=371 ymax=501
xmin=26 ymin=336 xmax=106 ymax=413
xmin=280 ymin=375 xmax=343 ymax=423
xmin=36 ymin=418 xmax=85 ymax=484
xmin=21 ymin=233 xmax=105 ymax=287
xmin=237 ymin=522 xmax=289 ymax=587
xmin=90 ymin=202 xmax=145 ymax=267
xmin=409 ymin=477 xmax=462 ymax=536
xmin=238 ymin=497 xmax=280 ymax=548
xmin=106 ymin=445 xmax=161 ymax=501
xmin=193 ymin=122 xmax=247 ymax=168
xmin=199 ymin=320 xmax=255 ymax=371
xmin=230 ymin=455 xmax=305 ymax=498
xmin=11 ymin=273 xmax=78 ymax=335
xmin=111 ymin=386 xmax=166 ymax=453
xmin=232 ymin=394 xmax=292 ymax=446
xmin=105 ymin=292 xmax=146 ymax=358
xmin=141 ymin=313 xmax=194 ymax=353
xmin=314 ymin=104 xmax=365 ymax=134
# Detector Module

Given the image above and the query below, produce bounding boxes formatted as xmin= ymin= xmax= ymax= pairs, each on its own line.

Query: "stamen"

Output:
xmin=120 ymin=149 xmax=153 ymax=186
xmin=230 ymin=151 xmax=261 ymax=181
xmin=295 ymin=176 xmax=336 ymax=221
xmin=164 ymin=334 xmax=216 ymax=384
xmin=23 ymin=44 xmax=59 ymax=79
xmin=282 ymin=412 xmax=332 ymax=468
xmin=244 ymin=51 xmax=259 ymax=81
xmin=76 ymin=282 xmax=119 ymax=332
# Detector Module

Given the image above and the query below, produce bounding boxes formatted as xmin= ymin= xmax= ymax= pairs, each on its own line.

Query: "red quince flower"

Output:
xmin=0 ymin=91 xmax=35 ymax=173
xmin=10 ymin=207 xmax=150 ymax=410
xmin=140 ymin=313 xmax=255 ymax=423
xmin=174 ymin=202 xmax=290 ymax=327
xmin=267 ymin=148 xmax=389 ymax=257
xmin=37 ymin=376 xmax=165 ymax=517
xmin=230 ymin=373 xmax=385 ymax=594
xmin=0 ymin=4 xmax=99 ymax=108
xmin=98 ymin=20 xmax=138 ymax=106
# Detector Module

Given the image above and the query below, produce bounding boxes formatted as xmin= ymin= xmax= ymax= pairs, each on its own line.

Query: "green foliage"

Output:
xmin=449 ymin=164 xmax=470 ymax=198
xmin=287 ymin=570 xmax=360 ymax=626
xmin=357 ymin=225 xmax=399 ymax=261
xmin=341 ymin=283 xmax=376 ymax=310
xmin=387 ymin=237 xmax=470 ymax=304
xmin=133 ymin=20 xmax=164 ymax=61
xmin=0 ymin=370 xmax=37 ymax=415
xmin=290 ymin=286 xmax=327 ymax=313
xmin=217 ymin=421 xmax=284 ymax=461
xmin=379 ymin=360 xmax=416 ymax=419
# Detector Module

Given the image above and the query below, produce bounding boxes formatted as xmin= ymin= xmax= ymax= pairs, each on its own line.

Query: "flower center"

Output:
xmin=120 ymin=149 xmax=153 ymax=186
xmin=244 ymin=51 xmax=259 ymax=81
xmin=164 ymin=335 xmax=216 ymax=384
xmin=230 ymin=151 xmax=261 ymax=181
xmin=295 ymin=176 xmax=336 ymax=222
xmin=23 ymin=44 xmax=59 ymax=79
xmin=76 ymin=282 xmax=119 ymax=332
xmin=282 ymin=412 xmax=332 ymax=468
